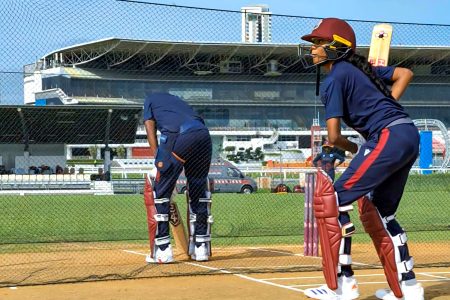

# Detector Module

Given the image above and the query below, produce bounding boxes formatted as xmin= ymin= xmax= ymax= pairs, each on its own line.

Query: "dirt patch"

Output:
xmin=0 ymin=241 xmax=448 ymax=287
xmin=1 ymin=267 xmax=449 ymax=300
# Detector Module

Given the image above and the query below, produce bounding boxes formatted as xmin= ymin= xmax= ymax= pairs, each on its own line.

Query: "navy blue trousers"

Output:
xmin=335 ymin=123 xmax=419 ymax=279
xmin=335 ymin=123 xmax=419 ymax=216
xmin=154 ymin=128 xmax=212 ymax=239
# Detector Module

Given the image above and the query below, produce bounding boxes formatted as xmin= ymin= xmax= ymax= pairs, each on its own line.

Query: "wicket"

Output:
xmin=304 ymin=172 xmax=319 ymax=256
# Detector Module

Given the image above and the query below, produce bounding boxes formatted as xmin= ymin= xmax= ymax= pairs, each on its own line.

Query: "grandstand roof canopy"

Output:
xmin=0 ymin=105 xmax=142 ymax=144
xmin=37 ymin=38 xmax=450 ymax=71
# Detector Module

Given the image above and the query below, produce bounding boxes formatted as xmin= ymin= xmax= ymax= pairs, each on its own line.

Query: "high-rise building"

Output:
xmin=241 ymin=5 xmax=272 ymax=43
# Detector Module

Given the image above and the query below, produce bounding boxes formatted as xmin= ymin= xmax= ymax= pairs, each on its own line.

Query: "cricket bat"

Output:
xmin=368 ymin=23 xmax=393 ymax=66
xmin=169 ymin=188 xmax=189 ymax=258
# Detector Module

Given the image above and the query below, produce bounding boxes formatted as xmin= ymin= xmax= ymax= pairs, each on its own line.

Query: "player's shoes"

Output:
xmin=304 ymin=276 xmax=359 ymax=300
xmin=191 ymin=243 xmax=209 ymax=262
xmin=145 ymin=244 xmax=174 ymax=264
xmin=375 ymin=279 xmax=424 ymax=300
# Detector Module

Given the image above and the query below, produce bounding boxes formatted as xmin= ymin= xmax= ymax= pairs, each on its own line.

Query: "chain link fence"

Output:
xmin=0 ymin=0 xmax=449 ymax=287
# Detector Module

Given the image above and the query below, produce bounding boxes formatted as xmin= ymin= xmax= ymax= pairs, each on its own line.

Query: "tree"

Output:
xmin=116 ymin=145 xmax=126 ymax=159
xmin=254 ymin=147 xmax=264 ymax=161
xmin=255 ymin=147 xmax=262 ymax=156
xmin=236 ymin=151 xmax=245 ymax=161
xmin=224 ymin=146 xmax=236 ymax=152
xmin=244 ymin=148 xmax=252 ymax=161
xmin=88 ymin=145 xmax=98 ymax=159
xmin=226 ymin=147 xmax=265 ymax=163
xmin=226 ymin=154 xmax=236 ymax=161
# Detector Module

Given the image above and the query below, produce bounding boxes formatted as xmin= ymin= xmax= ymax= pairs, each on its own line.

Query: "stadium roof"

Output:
xmin=36 ymin=38 xmax=450 ymax=71
xmin=41 ymin=37 xmax=300 ymax=62
xmin=0 ymin=105 xmax=142 ymax=144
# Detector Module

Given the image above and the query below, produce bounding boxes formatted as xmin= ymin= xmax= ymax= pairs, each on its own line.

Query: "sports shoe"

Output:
xmin=375 ymin=279 xmax=424 ymax=300
xmin=191 ymin=243 xmax=209 ymax=261
xmin=304 ymin=276 xmax=359 ymax=300
xmin=145 ymin=244 xmax=174 ymax=264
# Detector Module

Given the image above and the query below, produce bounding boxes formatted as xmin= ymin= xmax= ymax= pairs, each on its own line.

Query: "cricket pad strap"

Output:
xmin=144 ymin=176 xmax=158 ymax=257
xmin=314 ymin=170 xmax=342 ymax=290
xmin=187 ymin=193 xmax=213 ymax=256
xmin=358 ymin=197 xmax=403 ymax=299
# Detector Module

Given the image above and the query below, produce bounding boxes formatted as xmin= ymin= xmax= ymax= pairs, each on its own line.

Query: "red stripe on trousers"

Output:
xmin=343 ymin=128 xmax=390 ymax=190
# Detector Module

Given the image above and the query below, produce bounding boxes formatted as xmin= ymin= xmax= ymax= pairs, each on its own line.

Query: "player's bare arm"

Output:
xmin=390 ymin=67 xmax=413 ymax=100
xmin=144 ymin=119 xmax=158 ymax=149
xmin=326 ymin=118 xmax=358 ymax=154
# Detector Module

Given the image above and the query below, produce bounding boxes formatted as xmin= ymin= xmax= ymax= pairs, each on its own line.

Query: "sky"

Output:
xmin=0 ymin=0 xmax=448 ymax=104
xmin=146 ymin=0 xmax=450 ymax=25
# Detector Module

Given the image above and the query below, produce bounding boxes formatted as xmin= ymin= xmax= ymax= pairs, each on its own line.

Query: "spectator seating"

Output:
xmin=111 ymin=159 xmax=155 ymax=179
xmin=0 ymin=173 xmax=93 ymax=192
xmin=113 ymin=159 xmax=155 ymax=169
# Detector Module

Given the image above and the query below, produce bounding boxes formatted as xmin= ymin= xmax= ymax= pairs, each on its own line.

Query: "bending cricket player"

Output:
xmin=143 ymin=92 xmax=213 ymax=263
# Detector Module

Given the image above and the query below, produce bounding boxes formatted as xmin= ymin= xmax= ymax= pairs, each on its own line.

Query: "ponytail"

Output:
xmin=344 ymin=51 xmax=393 ymax=98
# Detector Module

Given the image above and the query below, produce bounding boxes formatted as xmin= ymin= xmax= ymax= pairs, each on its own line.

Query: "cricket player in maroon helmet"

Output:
xmin=300 ymin=18 xmax=423 ymax=300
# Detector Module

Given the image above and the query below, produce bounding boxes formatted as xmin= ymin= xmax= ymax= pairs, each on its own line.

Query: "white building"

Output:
xmin=241 ymin=5 xmax=272 ymax=43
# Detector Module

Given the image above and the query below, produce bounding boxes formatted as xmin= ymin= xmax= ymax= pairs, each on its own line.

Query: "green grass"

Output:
xmin=67 ymin=159 xmax=104 ymax=164
xmin=112 ymin=173 xmax=146 ymax=179
xmin=0 ymin=176 xmax=448 ymax=252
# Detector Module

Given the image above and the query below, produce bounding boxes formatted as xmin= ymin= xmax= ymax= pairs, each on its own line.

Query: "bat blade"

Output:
xmin=368 ymin=23 xmax=393 ymax=66
xmin=169 ymin=189 xmax=189 ymax=258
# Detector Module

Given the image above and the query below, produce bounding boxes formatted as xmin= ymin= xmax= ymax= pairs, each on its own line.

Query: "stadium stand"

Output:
xmin=0 ymin=173 xmax=115 ymax=195
xmin=111 ymin=159 xmax=155 ymax=178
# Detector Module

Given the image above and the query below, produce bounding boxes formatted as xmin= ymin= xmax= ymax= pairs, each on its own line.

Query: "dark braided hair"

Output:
xmin=342 ymin=50 xmax=393 ymax=98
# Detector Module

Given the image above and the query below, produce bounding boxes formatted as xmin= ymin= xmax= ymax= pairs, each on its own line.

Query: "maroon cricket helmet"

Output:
xmin=301 ymin=18 xmax=356 ymax=50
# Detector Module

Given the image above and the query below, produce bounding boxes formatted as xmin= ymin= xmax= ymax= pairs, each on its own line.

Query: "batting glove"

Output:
xmin=147 ymin=167 xmax=158 ymax=180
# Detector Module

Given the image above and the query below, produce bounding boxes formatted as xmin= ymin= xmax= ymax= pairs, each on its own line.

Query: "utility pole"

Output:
xmin=278 ymin=146 xmax=283 ymax=184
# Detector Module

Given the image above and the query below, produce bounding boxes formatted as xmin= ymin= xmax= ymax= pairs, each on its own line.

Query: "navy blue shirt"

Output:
xmin=313 ymin=152 xmax=345 ymax=169
xmin=320 ymin=61 xmax=409 ymax=138
xmin=143 ymin=93 xmax=203 ymax=133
